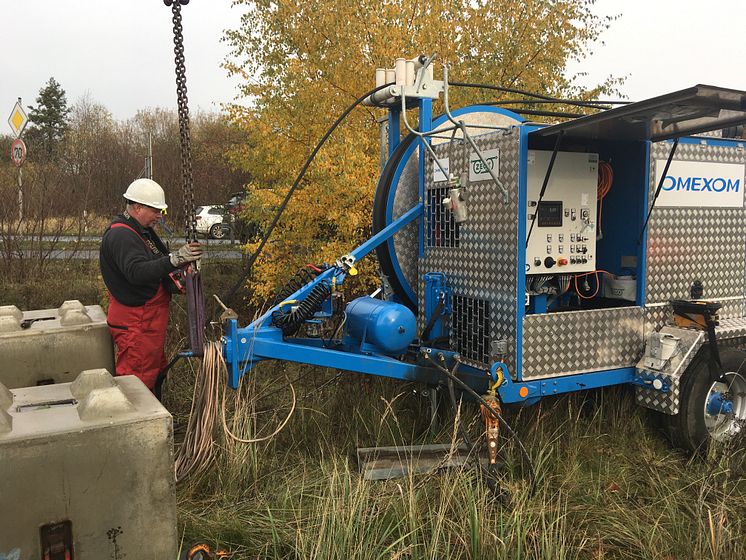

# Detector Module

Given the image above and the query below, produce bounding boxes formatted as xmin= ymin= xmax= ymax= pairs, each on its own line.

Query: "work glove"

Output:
xmin=170 ymin=242 xmax=202 ymax=267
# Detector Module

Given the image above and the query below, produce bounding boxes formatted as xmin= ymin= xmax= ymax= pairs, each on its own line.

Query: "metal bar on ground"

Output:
xmin=357 ymin=443 xmax=486 ymax=481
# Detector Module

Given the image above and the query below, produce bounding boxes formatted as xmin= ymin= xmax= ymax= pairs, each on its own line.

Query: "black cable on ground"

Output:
xmin=221 ymin=82 xmax=394 ymax=309
xmin=424 ymin=352 xmax=537 ymax=496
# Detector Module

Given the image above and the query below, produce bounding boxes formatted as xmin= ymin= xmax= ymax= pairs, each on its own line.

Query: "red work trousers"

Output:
xmin=107 ymin=284 xmax=171 ymax=390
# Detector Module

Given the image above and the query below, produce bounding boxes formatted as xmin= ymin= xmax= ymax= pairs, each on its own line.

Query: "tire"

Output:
xmin=665 ymin=347 xmax=746 ymax=452
xmin=209 ymin=223 xmax=226 ymax=239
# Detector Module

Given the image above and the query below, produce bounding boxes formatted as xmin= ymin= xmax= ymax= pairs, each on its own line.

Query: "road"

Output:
xmin=2 ymin=235 xmax=244 ymax=260
xmin=13 ymin=249 xmax=244 ymax=260
xmin=3 ymin=234 xmax=239 ymax=245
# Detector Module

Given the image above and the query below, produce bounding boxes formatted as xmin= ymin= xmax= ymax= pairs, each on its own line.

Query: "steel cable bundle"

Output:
xmin=174 ymin=341 xmax=296 ymax=483
xmin=175 ymin=341 xmax=223 ymax=483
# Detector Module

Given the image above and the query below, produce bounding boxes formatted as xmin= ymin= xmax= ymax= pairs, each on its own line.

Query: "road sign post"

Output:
xmin=8 ymin=98 xmax=29 ymax=228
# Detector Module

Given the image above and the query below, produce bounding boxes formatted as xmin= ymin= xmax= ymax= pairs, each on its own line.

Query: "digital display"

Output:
xmin=537 ymin=201 xmax=563 ymax=227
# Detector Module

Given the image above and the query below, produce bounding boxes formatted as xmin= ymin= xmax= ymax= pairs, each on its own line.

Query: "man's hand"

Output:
xmin=170 ymin=242 xmax=202 ymax=267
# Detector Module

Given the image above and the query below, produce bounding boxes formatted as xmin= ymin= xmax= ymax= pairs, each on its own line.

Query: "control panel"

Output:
xmin=526 ymin=150 xmax=598 ymax=274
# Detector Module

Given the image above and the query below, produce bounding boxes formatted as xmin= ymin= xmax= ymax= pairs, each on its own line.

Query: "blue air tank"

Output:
xmin=345 ymin=296 xmax=416 ymax=355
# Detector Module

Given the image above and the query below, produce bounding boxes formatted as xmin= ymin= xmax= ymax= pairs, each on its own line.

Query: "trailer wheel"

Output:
xmin=665 ymin=348 xmax=746 ymax=452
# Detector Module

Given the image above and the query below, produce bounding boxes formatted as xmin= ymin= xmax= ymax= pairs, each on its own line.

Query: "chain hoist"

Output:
xmin=165 ymin=0 xmax=204 ymax=356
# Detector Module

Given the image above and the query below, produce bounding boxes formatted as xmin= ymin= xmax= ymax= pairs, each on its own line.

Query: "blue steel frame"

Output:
xmin=221 ymin=99 xmax=668 ymax=405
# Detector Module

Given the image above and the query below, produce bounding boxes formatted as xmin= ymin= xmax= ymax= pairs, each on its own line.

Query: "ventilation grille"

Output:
xmin=426 ymin=186 xmax=459 ymax=248
xmin=452 ymin=295 xmax=491 ymax=365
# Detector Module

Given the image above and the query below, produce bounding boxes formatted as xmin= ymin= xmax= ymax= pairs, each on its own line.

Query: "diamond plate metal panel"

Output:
xmin=522 ymin=307 xmax=645 ymax=379
xmin=387 ymin=112 xmax=524 ymax=305
xmin=419 ymin=129 xmax=521 ymax=373
xmin=645 ymin=142 xmax=746 ymax=308
xmin=636 ymin=316 xmax=746 ymax=413
xmin=635 ymin=371 xmax=681 ymax=415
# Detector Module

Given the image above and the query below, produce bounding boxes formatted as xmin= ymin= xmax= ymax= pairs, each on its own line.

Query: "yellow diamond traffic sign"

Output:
xmin=7 ymin=100 xmax=28 ymax=138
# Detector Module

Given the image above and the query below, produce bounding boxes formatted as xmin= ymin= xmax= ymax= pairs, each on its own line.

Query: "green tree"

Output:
xmin=26 ymin=77 xmax=71 ymax=157
xmin=224 ymin=0 xmax=619 ymax=303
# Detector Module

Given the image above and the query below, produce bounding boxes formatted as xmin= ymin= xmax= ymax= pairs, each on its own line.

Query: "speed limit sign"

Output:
xmin=10 ymin=138 xmax=26 ymax=167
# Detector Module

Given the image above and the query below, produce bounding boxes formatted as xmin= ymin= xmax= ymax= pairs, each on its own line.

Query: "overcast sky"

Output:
xmin=2 ymin=0 xmax=746 ymax=128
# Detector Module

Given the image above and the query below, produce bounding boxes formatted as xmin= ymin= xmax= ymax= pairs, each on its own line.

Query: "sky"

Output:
xmin=1 ymin=0 xmax=746 ymax=128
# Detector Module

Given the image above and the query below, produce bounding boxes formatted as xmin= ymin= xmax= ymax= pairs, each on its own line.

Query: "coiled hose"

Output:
xmin=269 ymin=265 xmax=325 ymax=309
xmin=271 ymin=279 xmax=333 ymax=336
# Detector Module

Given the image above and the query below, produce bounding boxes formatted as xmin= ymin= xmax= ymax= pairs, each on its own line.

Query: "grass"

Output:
xmin=3 ymin=261 xmax=744 ymax=559
xmin=167 ymin=366 xmax=745 ymax=559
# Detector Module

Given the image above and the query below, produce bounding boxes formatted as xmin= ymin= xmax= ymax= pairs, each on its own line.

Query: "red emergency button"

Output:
xmin=557 ymin=258 xmax=568 ymax=266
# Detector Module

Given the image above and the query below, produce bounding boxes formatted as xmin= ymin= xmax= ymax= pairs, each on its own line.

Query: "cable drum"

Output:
xmin=372 ymin=106 xmax=524 ymax=312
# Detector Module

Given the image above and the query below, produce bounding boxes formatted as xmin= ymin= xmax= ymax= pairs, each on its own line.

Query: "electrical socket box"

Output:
xmin=526 ymin=150 xmax=599 ymax=274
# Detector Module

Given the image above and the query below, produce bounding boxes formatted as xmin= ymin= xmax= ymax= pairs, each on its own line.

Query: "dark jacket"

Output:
xmin=99 ymin=213 xmax=177 ymax=307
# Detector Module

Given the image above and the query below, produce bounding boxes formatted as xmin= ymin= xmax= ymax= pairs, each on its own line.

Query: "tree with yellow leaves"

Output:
xmin=224 ymin=0 xmax=618 ymax=304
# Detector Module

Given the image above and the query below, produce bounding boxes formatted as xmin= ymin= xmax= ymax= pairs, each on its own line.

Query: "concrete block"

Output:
xmin=58 ymin=300 xmax=86 ymax=315
xmin=70 ymin=368 xmax=115 ymax=399
xmin=0 ymin=303 xmax=115 ymax=389
xmin=0 ymin=375 xmax=177 ymax=558
xmin=0 ymin=381 xmax=12 ymax=410
xmin=0 ymin=305 xmax=22 ymax=320
xmin=0 ymin=316 xmax=20 ymax=333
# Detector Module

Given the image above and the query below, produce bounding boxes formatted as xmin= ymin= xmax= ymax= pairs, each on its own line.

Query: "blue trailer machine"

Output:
xmin=223 ymin=56 xmax=746 ymax=454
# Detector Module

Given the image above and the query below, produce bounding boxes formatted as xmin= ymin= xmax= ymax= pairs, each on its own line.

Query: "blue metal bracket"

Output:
xmin=423 ymin=272 xmax=452 ymax=342
xmin=629 ymin=372 xmax=670 ymax=393
xmin=388 ymin=108 xmax=401 ymax=157
xmin=497 ymin=367 xmax=638 ymax=404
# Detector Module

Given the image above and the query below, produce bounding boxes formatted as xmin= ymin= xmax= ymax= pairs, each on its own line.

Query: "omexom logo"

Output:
xmin=661 ymin=175 xmax=740 ymax=193
xmin=655 ymin=160 xmax=745 ymax=208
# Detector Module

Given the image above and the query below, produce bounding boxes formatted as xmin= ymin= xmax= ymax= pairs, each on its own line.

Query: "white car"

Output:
xmin=194 ymin=205 xmax=227 ymax=239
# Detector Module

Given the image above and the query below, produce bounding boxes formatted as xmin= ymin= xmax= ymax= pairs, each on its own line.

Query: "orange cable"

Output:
xmin=575 ymin=272 xmax=600 ymax=300
xmin=597 ymin=161 xmax=613 ymax=235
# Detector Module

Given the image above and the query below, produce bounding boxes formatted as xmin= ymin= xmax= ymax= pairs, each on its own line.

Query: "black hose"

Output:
xmin=489 ymin=106 xmax=586 ymax=119
xmin=269 ymin=266 xmax=325 ymax=309
xmin=153 ymin=353 xmax=187 ymax=401
xmin=271 ymin=280 xmax=333 ymax=336
xmin=421 ymin=295 xmax=445 ymax=342
xmin=449 ymin=81 xmax=630 ymax=111
xmin=222 ymin=82 xmax=394 ymax=308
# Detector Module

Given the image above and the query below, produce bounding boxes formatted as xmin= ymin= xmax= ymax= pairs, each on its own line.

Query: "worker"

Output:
xmin=99 ymin=178 xmax=202 ymax=391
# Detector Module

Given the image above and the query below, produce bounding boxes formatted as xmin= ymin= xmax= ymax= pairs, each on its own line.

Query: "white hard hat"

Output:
xmin=123 ymin=179 xmax=168 ymax=210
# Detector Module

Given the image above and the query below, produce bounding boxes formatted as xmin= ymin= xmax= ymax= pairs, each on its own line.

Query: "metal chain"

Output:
xmin=168 ymin=0 xmax=196 ymax=242
xmin=166 ymin=0 xmax=205 ymax=357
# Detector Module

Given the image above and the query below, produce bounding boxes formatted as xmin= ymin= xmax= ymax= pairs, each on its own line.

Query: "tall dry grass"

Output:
xmin=3 ymin=259 xmax=742 ymax=559
xmin=169 ymin=364 xmax=746 ymax=560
